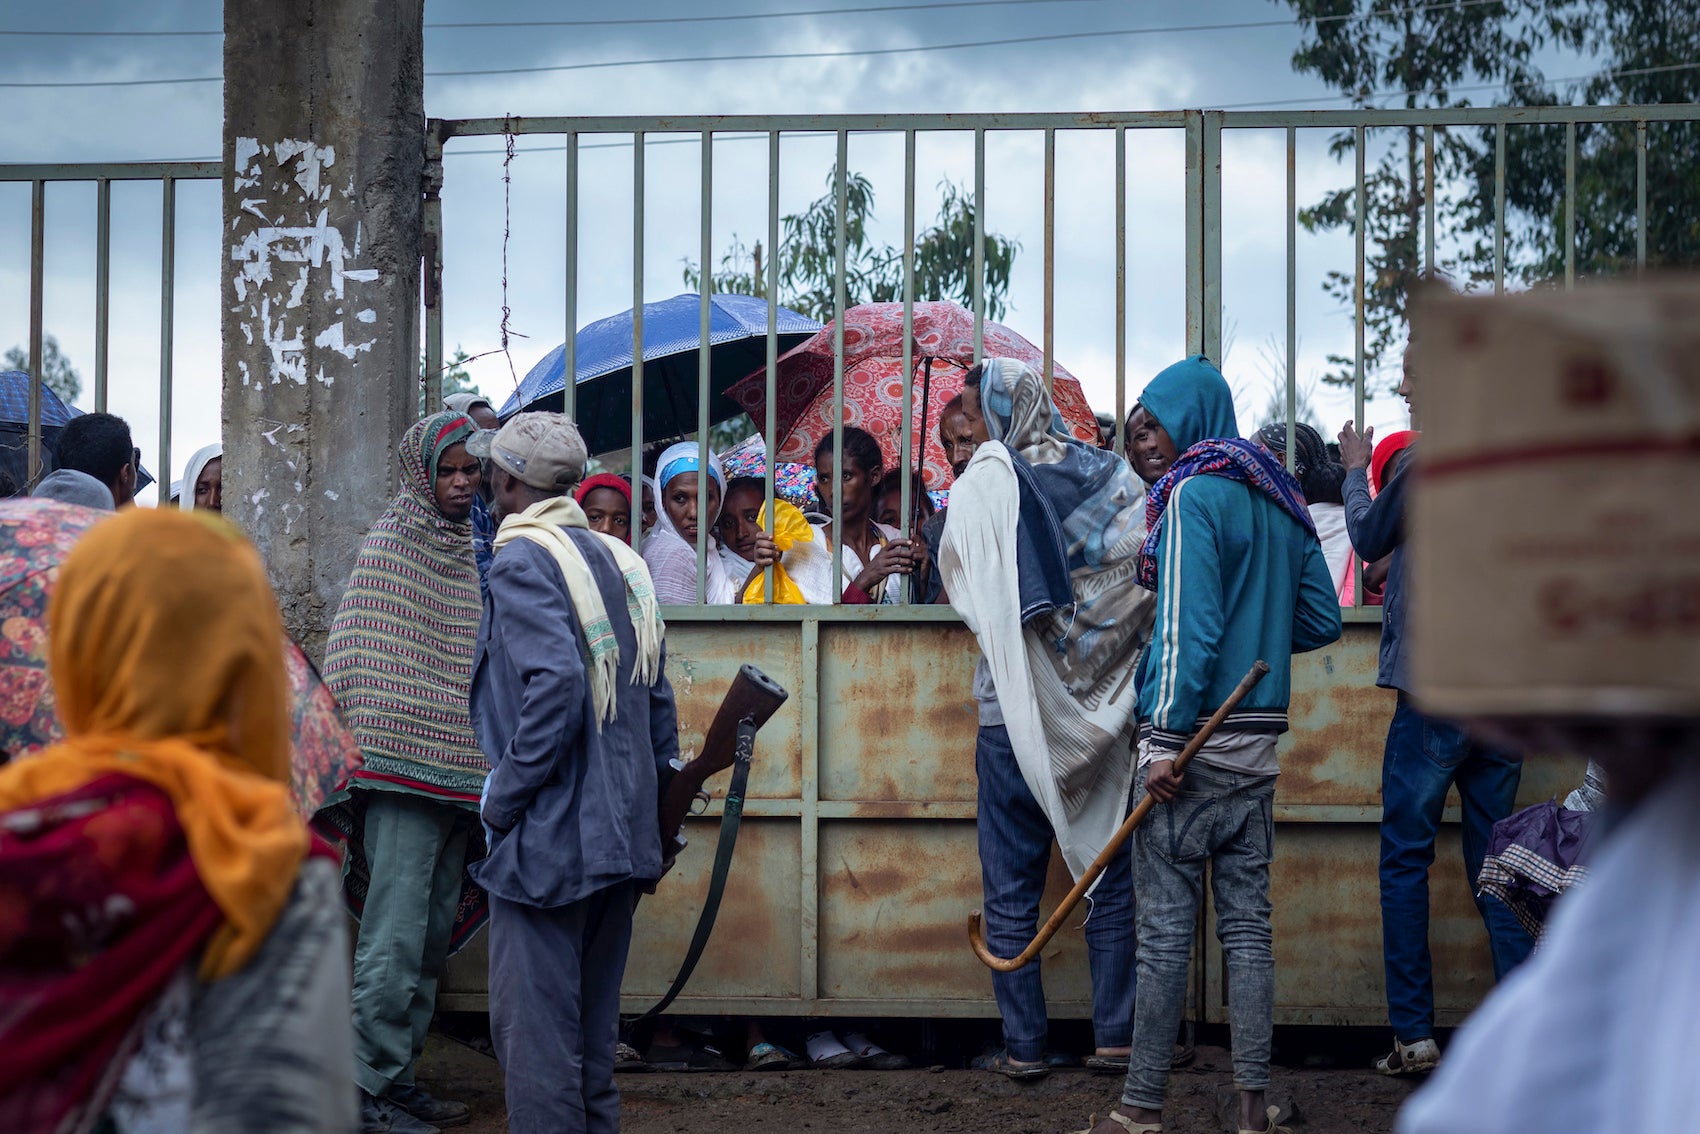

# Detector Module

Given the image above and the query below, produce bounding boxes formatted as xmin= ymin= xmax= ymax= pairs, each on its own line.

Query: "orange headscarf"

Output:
xmin=0 ymin=509 xmax=308 ymax=979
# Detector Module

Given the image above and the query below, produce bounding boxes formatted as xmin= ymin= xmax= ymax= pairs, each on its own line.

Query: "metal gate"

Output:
xmin=419 ymin=105 xmax=1655 ymax=1021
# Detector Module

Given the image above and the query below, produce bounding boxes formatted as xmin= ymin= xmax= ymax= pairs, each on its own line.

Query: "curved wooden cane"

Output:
xmin=968 ymin=660 xmax=1272 ymax=972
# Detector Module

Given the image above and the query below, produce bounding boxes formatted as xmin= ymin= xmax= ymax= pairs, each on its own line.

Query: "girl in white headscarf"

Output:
xmin=178 ymin=444 xmax=223 ymax=512
xmin=644 ymin=442 xmax=738 ymax=604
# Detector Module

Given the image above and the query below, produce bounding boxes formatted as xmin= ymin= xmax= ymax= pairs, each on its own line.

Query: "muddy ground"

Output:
xmin=420 ymin=1030 xmax=1423 ymax=1134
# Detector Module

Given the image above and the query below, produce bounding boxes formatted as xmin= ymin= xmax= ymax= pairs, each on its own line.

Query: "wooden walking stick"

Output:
xmin=968 ymin=659 xmax=1272 ymax=972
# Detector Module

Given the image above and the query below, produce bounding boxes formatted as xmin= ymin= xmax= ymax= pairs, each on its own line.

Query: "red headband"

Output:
xmin=574 ymin=473 xmax=632 ymax=506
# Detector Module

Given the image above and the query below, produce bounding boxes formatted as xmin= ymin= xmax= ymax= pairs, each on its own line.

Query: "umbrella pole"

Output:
xmin=914 ymin=356 xmax=932 ymax=540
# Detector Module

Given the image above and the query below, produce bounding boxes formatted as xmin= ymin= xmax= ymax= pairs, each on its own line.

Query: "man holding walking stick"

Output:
xmin=1078 ymin=357 xmax=1341 ymax=1134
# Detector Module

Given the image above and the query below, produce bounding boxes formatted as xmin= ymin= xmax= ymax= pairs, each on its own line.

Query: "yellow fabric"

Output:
xmin=0 ymin=509 xmax=308 ymax=980
xmin=740 ymin=501 xmax=811 ymax=605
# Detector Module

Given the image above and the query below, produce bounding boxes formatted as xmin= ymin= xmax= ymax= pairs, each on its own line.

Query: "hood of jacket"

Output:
xmin=1137 ymin=354 xmax=1240 ymax=452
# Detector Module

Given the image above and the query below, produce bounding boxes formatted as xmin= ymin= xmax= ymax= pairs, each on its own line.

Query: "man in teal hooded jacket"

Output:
xmin=1088 ymin=356 xmax=1340 ymax=1134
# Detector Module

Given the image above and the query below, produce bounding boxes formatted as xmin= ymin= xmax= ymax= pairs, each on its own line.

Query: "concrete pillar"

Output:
xmin=221 ymin=0 xmax=424 ymax=658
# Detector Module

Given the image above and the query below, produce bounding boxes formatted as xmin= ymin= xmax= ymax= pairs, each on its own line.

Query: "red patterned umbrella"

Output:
xmin=726 ymin=301 xmax=1100 ymax=489
xmin=0 ymin=499 xmax=361 ymax=815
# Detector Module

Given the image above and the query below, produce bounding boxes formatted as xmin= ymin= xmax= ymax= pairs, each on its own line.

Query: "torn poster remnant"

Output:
xmin=229 ymin=138 xmax=382 ymax=387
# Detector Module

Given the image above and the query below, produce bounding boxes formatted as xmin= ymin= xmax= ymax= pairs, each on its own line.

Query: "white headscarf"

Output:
xmin=178 ymin=444 xmax=222 ymax=510
xmin=644 ymin=442 xmax=736 ymax=604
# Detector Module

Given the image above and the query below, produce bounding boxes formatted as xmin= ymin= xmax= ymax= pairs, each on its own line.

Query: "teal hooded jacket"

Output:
xmin=1133 ymin=356 xmax=1341 ymax=751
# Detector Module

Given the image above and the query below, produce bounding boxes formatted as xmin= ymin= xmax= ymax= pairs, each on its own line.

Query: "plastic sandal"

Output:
xmin=1237 ymin=1104 xmax=1292 ymax=1134
xmin=842 ymin=1031 xmax=912 ymax=1070
xmin=745 ymin=1041 xmax=798 ymax=1071
xmin=1069 ymin=1110 xmax=1162 ymax=1134
xmin=975 ymin=1049 xmax=1049 ymax=1081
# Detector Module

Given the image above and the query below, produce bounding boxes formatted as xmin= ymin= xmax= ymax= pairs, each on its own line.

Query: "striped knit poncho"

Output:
xmin=323 ymin=412 xmax=487 ymax=804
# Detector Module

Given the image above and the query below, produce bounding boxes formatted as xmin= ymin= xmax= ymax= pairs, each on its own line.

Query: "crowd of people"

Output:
xmin=0 ymin=337 xmax=1666 ymax=1134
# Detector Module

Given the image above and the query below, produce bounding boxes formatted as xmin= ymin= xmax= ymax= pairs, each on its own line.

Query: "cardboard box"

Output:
xmin=1410 ymin=277 xmax=1700 ymax=719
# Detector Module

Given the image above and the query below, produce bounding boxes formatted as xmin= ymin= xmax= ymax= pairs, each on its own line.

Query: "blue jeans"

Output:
xmin=1380 ymin=695 xmax=1535 ymax=1042
xmin=975 ymin=724 xmax=1137 ymax=1060
xmin=1122 ymin=763 xmax=1276 ymax=1110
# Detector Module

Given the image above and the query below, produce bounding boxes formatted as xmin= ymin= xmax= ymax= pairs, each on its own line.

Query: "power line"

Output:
xmin=0 ymin=0 xmax=1514 ymax=89
xmin=1217 ymin=60 xmax=1700 ymax=109
xmin=0 ymin=0 xmax=1109 ymax=37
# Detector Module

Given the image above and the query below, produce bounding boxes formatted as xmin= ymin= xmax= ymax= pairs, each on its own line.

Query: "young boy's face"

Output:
xmin=1125 ymin=406 xmax=1179 ymax=484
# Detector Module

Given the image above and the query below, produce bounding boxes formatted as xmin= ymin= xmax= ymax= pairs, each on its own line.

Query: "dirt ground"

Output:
xmin=419 ymin=1034 xmax=1422 ymax=1134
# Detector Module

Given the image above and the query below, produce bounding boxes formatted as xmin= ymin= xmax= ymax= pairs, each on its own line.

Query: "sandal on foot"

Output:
xmin=1084 ymin=1052 xmax=1130 ymax=1075
xmin=745 ymin=1041 xmax=799 ymax=1071
xmin=1238 ymin=1104 xmax=1293 ymax=1134
xmin=645 ymin=1041 xmax=736 ymax=1072
xmin=1070 ymin=1110 xmax=1163 ymax=1134
xmin=805 ymin=1030 xmax=865 ymax=1069
xmin=842 ymin=1031 xmax=912 ymax=1070
xmin=971 ymin=1048 xmax=1049 ymax=1080
xmin=1375 ymin=1036 xmax=1439 ymax=1076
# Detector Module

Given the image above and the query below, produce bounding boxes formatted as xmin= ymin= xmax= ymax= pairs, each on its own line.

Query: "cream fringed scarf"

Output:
xmin=494 ymin=496 xmax=664 ymax=725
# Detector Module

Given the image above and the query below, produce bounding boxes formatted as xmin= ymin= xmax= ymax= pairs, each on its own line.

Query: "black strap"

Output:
xmin=636 ymin=716 xmax=757 ymax=1021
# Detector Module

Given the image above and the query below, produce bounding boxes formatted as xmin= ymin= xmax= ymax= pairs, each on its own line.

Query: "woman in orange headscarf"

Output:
xmin=0 ymin=509 xmax=355 ymax=1134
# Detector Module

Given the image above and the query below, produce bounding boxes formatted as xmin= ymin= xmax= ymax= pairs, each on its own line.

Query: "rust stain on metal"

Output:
xmin=819 ymin=624 xmax=981 ymax=804
xmin=1279 ymin=625 xmax=1398 ymax=807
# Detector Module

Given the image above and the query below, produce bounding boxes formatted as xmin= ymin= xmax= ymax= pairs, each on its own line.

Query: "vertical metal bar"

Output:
xmin=797 ymin=617 xmax=821 ymax=1003
xmin=1286 ymin=126 xmax=1297 ymax=475
xmin=95 ymin=178 xmax=111 ymax=413
xmin=563 ymin=131 xmax=578 ymax=419
xmin=1202 ymin=112 xmax=1222 ymax=362
xmin=1354 ymin=126 xmax=1366 ymax=430
xmin=1493 ymin=122 xmax=1505 ymax=295
xmin=1635 ymin=120 xmax=1647 ymax=272
xmin=763 ymin=131 xmax=780 ymax=604
xmin=972 ymin=127 xmax=985 ymax=363
xmin=1353 ymin=125 xmax=1367 ymax=608
xmin=423 ymin=132 xmax=445 ymax=412
xmin=900 ymin=129 xmax=917 ymax=604
xmin=697 ymin=131 xmax=713 ymax=604
xmin=1423 ymin=124 xmax=1435 ymax=277
xmin=27 ymin=180 xmax=44 ymax=485
xmin=1184 ymin=112 xmax=1222 ymax=359
xmin=1185 ymin=114 xmax=1203 ymax=355
xmin=631 ymin=132 xmax=646 ymax=558
xmin=1564 ymin=122 xmax=1576 ymax=288
xmin=1042 ymin=127 xmax=1055 ymax=392
xmin=159 ymin=177 xmax=176 ymax=506
xmin=1114 ymin=126 xmax=1126 ymax=457
xmin=831 ymin=134 xmax=848 ymax=602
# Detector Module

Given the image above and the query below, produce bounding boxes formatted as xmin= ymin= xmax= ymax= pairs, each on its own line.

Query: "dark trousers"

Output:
xmin=1380 ymin=695 xmax=1536 ymax=1041
xmin=975 ymin=723 xmax=1137 ymax=1060
xmin=489 ymin=882 xmax=639 ymax=1134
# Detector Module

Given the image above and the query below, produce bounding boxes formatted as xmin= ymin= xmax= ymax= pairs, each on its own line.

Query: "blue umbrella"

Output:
xmin=0 ymin=370 xmax=155 ymax=492
xmin=496 ymin=294 xmax=821 ymax=455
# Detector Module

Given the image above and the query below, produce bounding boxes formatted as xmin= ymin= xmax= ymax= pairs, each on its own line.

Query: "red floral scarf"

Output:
xmin=0 ymin=774 xmax=222 ymax=1134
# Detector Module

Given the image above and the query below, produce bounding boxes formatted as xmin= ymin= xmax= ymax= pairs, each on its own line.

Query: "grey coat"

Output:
xmin=469 ymin=529 xmax=680 ymax=908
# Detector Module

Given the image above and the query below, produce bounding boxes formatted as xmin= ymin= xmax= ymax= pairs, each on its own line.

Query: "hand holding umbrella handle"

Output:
xmin=967 ymin=660 xmax=1272 ymax=973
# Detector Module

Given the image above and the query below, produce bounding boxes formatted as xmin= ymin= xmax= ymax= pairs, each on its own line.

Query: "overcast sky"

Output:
xmin=1 ymin=0 xmax=1582 ymax=500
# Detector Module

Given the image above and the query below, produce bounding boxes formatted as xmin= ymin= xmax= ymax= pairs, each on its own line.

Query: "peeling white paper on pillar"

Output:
xmin=228 ymin=137 xmax=382 ymax=387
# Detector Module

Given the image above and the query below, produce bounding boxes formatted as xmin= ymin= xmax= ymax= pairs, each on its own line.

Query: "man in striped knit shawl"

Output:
xmin=320 ymin=411 xmax=488 ymax=1134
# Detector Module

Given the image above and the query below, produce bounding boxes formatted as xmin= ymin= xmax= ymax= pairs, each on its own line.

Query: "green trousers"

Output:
xmin=351 ymin=790 xmax=470 ymax=1097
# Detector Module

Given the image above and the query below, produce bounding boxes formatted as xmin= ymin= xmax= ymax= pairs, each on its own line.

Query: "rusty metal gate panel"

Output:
xmin=1200 ymin=624 xmax=1585 ymax=1026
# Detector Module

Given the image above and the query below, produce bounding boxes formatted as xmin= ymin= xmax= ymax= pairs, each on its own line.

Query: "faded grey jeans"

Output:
xmin=1123 ymin=762 xmax=1276 ymax=1111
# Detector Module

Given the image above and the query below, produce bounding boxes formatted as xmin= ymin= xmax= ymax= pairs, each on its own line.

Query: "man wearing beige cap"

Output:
xmin=467 ymin=413 xmax=676 ymax=1134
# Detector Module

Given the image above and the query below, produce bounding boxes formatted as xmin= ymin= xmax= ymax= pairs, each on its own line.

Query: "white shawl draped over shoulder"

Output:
xmin=940 ymin=442 xmax=1139 ymax=881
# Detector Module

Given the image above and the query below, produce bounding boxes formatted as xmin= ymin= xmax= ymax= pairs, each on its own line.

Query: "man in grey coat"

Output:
xmin=468 ymin=412 xmax=678 ymax=1134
